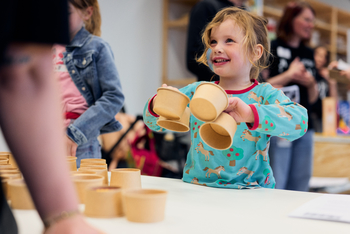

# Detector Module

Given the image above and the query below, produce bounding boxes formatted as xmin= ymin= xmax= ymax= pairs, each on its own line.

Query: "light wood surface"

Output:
xmin=313 ymin=134 xmax=350 ymax=179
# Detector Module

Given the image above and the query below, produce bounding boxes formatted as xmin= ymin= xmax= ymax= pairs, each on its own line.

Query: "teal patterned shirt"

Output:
xmin=143 ymin=80 xmax=308 ymax=189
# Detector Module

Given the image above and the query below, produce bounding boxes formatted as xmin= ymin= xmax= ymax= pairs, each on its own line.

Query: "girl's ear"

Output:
xmin=83 ymin=6 xmax=93 ymax=21
xmin=253 ymin=44 xmax=264 ymax=62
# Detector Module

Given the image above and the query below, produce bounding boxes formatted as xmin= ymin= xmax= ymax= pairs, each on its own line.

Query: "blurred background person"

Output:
xmin=311 ymin=45 xmax=338 ymax=132
xmin=266 ymin=1 xmax=318 ymax=191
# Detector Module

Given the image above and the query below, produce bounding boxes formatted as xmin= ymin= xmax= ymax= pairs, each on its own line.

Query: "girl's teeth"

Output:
xmin=215 ymin=59 xmax=228 ymax=62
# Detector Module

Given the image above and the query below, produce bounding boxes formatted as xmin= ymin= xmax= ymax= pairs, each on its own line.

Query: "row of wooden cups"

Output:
xmin=0 ymin=156 xmax=167 ymax=223
xmin=0 ymin=152 xmax=30 ymax=209
xmin=154 ymin=82 xmax=237 ymax=150
xmin=68 ymin=158 xmax=168 ymax=223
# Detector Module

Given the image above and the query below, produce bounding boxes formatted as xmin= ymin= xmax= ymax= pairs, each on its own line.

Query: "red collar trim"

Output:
xmin=214 ymin=79 xmax=258 ymax=94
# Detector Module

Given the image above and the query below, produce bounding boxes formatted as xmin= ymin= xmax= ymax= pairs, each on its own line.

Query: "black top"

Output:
xmin=268 ymin=38 xmax=316 ymax=130
xmin=312 ymin=71 xmax=330 ymax=120
xmin=0 ymin=0 xmax=70 ymax=65
xmin=186 ymin=0 xmax=235 ymax=82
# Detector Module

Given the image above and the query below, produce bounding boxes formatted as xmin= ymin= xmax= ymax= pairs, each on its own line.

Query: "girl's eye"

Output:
xmin=226 ymin=38 xmax=234 ymax=43
xmin=210 ymin=40 xmax=217 ymax=45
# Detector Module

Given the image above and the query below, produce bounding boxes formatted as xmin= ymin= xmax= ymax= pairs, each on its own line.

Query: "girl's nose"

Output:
xmin=213 ymin=45 xmax=223 ymax=54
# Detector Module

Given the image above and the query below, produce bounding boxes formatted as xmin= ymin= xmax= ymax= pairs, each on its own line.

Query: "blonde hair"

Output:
xmin=69 ymin=0 xmax=102 ymax=37
xmin=197 ymin=7 xmax=270 ymax=80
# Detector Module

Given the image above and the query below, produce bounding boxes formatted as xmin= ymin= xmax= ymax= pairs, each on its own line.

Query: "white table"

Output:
xmin=13 ymin=176 xmax=350 ymax=234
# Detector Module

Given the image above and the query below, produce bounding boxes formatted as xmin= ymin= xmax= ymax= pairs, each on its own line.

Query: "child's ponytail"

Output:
xmin=69 ymin=0 xmax=102 ymax=37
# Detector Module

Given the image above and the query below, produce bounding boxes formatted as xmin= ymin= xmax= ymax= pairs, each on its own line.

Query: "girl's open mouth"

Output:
xmin=213 ymin=58 xmax=230 ymax=64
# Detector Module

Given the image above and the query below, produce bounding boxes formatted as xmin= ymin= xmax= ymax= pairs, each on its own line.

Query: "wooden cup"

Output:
xmin=190 ymin=83 xmax=228 ymax=122
xmin=123 ymin=189 xmax=167 ymax=223
xmin=157 ymin=106 xmax=190 ymax=132
xmin=199 ymin=112 xmax=237 ymax=150
xmin=80 ymin=164 xmax=107 ymax=169
xmin=80 ymin=158 xmax=106 ymax=164
xmin=78 ymin=167 xmax=108 ymax=185
xmin=153 ymin=87 xmax=190 ymax=120
xmin=110 ymin=168 xmax=141 ymax=190
xmin=71 ymin=174 xmax=104 ymax=204
xmin=84 ymin=186 xmax=123 ymax=218
xmin=0 ymin=158 xmax=9 ymax=165
xmin=0 ymin=172 xmax=22 ymax=180
xmin=8 ymin=179 xmax=35 ymax=209
xmin=67 ymin=157 xmax=77 ymax=171
xmin=0 ymin=165 xmax=15 ymax=170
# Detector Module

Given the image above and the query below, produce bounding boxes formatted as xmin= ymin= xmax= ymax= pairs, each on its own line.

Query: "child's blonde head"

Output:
xmin=69 ymin=0 xmax=102 ymax=37
xmin=197 ymin=7 xmax=270 ymax=80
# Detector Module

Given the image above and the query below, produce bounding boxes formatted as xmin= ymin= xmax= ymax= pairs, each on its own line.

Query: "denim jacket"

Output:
xmin=63 ymin=27 xmax=124 ymax=146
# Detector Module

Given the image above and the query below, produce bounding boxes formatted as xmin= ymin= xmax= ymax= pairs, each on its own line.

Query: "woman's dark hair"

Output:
xmin=276 ymin=1 xmax=315 ymax=44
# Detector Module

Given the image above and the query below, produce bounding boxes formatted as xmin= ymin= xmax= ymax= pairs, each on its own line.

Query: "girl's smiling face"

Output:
xmin=209 ymin=19 xmax=252 ymax=81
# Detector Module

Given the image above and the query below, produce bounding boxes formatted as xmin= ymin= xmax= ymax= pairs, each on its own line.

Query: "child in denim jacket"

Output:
xmin=144 ymin=7 xmax=308 ymax=189
xmin=53 ymin=0 xmax=124 ymax=167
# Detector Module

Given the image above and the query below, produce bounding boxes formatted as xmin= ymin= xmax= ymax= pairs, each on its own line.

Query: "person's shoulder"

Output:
xmin=254 ymin=82 xmax=279 ymax=95
xmin=193 ymin=0 xmax=222 ymax=11
xmin=90 ymin=35 xmax=108 ymax=46
xmin=270 ymin=39 xmax=279 ymax=46
xmin=300 ymin=44 xmax=314 ymax=55
xmin=89 ymin=36 xmax=113 ymax=53
xmin=270 ymin=38 xmax=285 ymax=49
xmin=195 ymin=0 xmax=220 ymax=7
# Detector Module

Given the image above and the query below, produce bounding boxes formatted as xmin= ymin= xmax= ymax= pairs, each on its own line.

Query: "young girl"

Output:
xmin=53 ymin=0 xmax=124 ymax=167
xmin=312 ymin=46 xmax=337 ymax=132
xmin=144 ymin=7 xmax=308 ymax=189
xmin=267 ymin=2 xmax=317 ymax=191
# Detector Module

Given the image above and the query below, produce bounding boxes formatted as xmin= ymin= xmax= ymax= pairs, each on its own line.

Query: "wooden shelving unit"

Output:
xmin=263 ymin=0 xmax=350 ymax=61
xmin=162 ymin=0 xmax=350 ymax=86
xmin=162 ymin=0 xmax=199 ymax=87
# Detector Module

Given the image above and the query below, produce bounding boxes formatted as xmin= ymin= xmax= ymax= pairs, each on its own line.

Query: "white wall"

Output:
xmin=99 ymin=0 xmax=163 ymax=116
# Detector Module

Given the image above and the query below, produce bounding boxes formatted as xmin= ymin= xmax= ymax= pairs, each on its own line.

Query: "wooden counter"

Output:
xmin=313 ymin=133 xmax=350 ymax=179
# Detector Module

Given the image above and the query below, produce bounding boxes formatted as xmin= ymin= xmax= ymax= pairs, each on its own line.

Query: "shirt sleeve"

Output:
xmin=248 ymin=83 xmax=309 ymax=141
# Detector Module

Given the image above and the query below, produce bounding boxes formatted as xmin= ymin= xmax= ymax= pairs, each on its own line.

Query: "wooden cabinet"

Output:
xmin=161 ymin=0 xmax=350 ymax=86
xmin=313 ymin=134 xmax=350 ymax=179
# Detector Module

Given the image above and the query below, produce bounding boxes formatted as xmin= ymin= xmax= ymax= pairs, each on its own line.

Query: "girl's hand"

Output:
xmin=161 ymin=83 xmax=179 ymax=91
xmin=295 ymin=70 xmax=316 ymax=88
xmin=152 ymin=84 xmax=179 ymax=110
xmin=328 ymin=60 xmax=338 ymax=70
xmin=340 ymin=68 xmax=350 ymax=80
xmin=319 ymin=67 xmax=330 ymax=80
xmin=287 ymin=57 xmax=306 ymax=82
xmin=224 ymin=97 xmax=254 ymax=123
xmin=66 ymin=136 xmax=78 ymax=157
